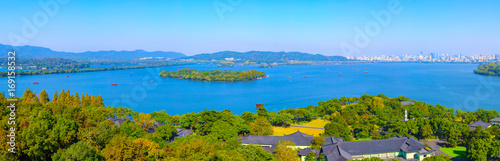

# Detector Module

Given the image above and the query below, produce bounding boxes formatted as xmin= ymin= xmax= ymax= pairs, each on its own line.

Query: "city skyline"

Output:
xmin=1 ymin=0 xmax=499 ymax=56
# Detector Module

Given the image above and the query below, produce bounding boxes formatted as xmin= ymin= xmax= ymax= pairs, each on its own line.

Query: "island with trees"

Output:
xmin=474 ymin=62 xmax=500 ymax=76
xmin=0 ymin=90 xmax=498 ymax=161
xmin=159 ymin=68 xmax=266 ymax=82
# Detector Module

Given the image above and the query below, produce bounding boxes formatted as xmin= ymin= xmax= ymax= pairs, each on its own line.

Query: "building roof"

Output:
xmin=283 ymin=131 xmax=314 ymax=145
xmin=324 ymin=136 xmax=344 ymax=145
xmin=401 ymin=100 xmax=414 ymax=106
xmin=323 ymin=137 xmax=430 ymax=161
xmin=469 ymin=120 xmax=492 ymax=130
xmin=298 ymin=148 xmax=320 ymax=157
xmin=491 ymin=117 xmax=500 ymax=122
xmin=109 ymin=118 xmax=129 ymax=126
xmin=240 ymin=131 xmax=318 ymax=146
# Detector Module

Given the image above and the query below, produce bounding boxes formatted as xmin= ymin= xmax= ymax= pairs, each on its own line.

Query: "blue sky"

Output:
xmin=1 ymin=0 xmax=499 ymax=56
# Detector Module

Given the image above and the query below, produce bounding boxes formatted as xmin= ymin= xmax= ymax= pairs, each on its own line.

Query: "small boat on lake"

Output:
xmin=111 ymin=84 xmax=118 ymax=86
xmin=150 ymin=81 xmax=154 ymax=83
xmin=32 ymin=82 xmax=39 ymax=84
xmin=129 ymin=75 xmax=133 ymax=76
xmin=339 ymin=75 xmax=342 ymax=77
xmin=364 ymin=71 xmax=369 ymax=73
xmin=303 ymin=76 xmax=307 ymax=78
xmin=65 ymin=75 xmax=69 ymax=77
xmin=288 ymin=77 xmax=292 ymax=79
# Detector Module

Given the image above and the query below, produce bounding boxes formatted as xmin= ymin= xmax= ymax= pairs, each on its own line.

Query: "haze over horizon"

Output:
xmin=1 ymin=0 xmax=499 ymax=56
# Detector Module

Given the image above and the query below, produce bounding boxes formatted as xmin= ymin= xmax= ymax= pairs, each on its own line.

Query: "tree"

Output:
xmin=324 ymin=122 xmax=351 ymax=141
xmin=103 ymin=136 xmax=134 ymax=161
xmin=210 ymin=120 xmax=237 ymax=141
xmin=180 ymin=112 xmax=198 ymax=130
xmin=172 ymin=114 xmax=181 ymax=125
xmin=274 ymin=140 xmax=298 ymax=161
xmin=52 ymin=141 xmax=103 ymax=161
xmin=241 ymin=112 xmax=256 ymax=123
xmin=310 ymin=136 xmax=325 ymax=150
xmin=269 ymin=112 xmax=294 ymax=126
xmin=465 ymin=128 xmax=492 ymax=161
xmin=39 ymin=89 xmax=50 ymax=104
xmin=420 ymin=125 xmax=433 ymax=139
xmin=250 ymin=117 xmax=274 ymax=136
xmin=257 ymin=107 xmax=269 ymax=118
xmin=131 ymin=138 xmax=163 ymax=160
xmin=237 ymin=144 xmax=275 ymax=161
xmin=490 ymin=140 xmax=500 ymax=159
xmin=156 ymin=124 xmax=176 ymax=141
xmin=306 ymin=151 xmax=316 ymax=161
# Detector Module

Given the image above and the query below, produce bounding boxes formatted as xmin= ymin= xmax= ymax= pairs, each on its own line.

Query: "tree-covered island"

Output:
xmin=474 ymin=62 xmax=500 ymax=76
xmin=159 ymin=68 xmax=266 ymax=82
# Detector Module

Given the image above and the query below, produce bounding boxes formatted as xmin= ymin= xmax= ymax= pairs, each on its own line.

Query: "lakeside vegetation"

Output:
xmin=0 ymin=61 xmax=193 ymax=77
xmin=0 ymin=58 xmax=90 ymax=70
xmin=159 ymin=68 xmax=266 ymax=82
xmin=1 ymin=90 xmax=499 ymax=160
xmin=474 ymin=61 xmax=500 ymax=76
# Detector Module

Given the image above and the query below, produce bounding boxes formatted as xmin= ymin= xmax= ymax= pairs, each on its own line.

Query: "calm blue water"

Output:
xmin=1 ymin=63 xmax=499 ymax=115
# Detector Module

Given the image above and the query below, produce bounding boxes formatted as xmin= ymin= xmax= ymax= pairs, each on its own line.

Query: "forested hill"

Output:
xmin=0 ymin=44 xmax=186 ymax=61
xmin=185 ymin=51 xmax=349 ymax=62
xmin=474 ymin=62 xmax=500 ymax=76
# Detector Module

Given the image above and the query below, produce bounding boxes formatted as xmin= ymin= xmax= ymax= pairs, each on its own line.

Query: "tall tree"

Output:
xmin=274 ymin=140 xmax=298 ymax=161
xmin=250 ymin=117 xmax=274 ymax=136
xmin=39 ymin=89 xmax=50 ymax=104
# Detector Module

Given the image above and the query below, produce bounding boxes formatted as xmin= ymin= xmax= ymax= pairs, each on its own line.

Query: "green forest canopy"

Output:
xmin=159 ymin=68 xmax=266 ymax=82
xmin=474 ymin=61 xmax=500 ymax=76
xmin=0 ymin=90 xmax=499 ymax=161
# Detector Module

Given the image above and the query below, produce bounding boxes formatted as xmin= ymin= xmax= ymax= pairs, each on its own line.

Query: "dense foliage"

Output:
xmin=185 ymin=51 xmax=349 ymax=62
xmin=1 ymin=90 xmax=498 ymax=160
xmin=0 ymin=58 xmax=90 ymax=69
xmin=0 ymin=61 xmax=191 ymax=77
xmin=474 ymin=61 xmax=500 ymax=76
xmin=159 ymin=68 xmax=266 ymax=82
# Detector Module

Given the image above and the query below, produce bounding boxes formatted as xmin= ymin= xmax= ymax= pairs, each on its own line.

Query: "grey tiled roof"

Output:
xmin=324 ymin=136 xmax=344 ymax=145
xmin=323 ymin=137 xmax=430 ymax=161
xmin=298 ymin=148 xmax=320 ymax=156
xmin=323 ymin=144 xmax=351 ymax=161
xmin=240 ymin=131 xmax=318 ymax=146
xmin=469 ymin=120 xmax=492 ymax=130
xmin=401 ymin=101 xmax=414 ymax=106
xmin=490 ymin=117 xmax=500 ymax=122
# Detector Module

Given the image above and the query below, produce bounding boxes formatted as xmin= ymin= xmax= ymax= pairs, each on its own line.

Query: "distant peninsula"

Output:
xmin=474 ymin=62 xmax=500 ymax=76
xmin=159 ymin=68 xmax=266 ymax=82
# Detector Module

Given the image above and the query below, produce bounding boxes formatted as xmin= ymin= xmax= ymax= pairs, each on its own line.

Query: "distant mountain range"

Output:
xmin=0 ymin=44 xmax=348 ymax=62
xmin=0 ymin=44 xmax=186 ymax=61
xmin=185 ymin=51 xmax=348 ymax=62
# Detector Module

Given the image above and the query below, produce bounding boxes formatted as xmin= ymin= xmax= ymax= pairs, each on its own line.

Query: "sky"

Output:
xmin=0 ymin=0 xmax=499 ymax=56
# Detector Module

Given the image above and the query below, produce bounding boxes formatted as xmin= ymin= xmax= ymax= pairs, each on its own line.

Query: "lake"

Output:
xmin=2 ymin=63 xmax=500 ymax=115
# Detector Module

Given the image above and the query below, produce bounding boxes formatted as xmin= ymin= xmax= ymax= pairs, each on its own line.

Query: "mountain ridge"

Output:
xmin=0 ymin=43 xmax=348 ymax=62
